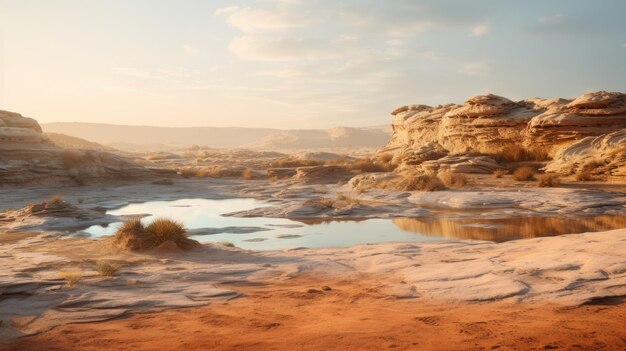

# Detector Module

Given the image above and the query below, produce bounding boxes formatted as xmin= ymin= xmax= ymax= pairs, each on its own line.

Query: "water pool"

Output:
xmin=83 ymin=198 xmax=626 ymax=250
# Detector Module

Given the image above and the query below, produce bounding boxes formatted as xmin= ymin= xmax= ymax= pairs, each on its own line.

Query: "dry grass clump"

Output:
xmin=270 ymin=157 xmax=323 ymax=168
xmin=179 ymin=166 xmax=256 ymax=180
xmin=241 ymin=168 xmax=255 ymax=180
xmin=575 ymin=169 xmax=594 ymax=181
xmin=95 ymin=260 xmax=120 ymax=277
xmin=495 ymin=145 xmax=551 ymax=162
xmin=48 ymin=195 xmax=65 ymax=204
xmin=437 ymin=171 xmax=468 ymax=188
xmin=575 ymin=160 xmax=602 ymax=181
xmin=493 ymin=169 xmax=508 ymax=178
xmin=399 ymin=174 xmax=446 ymax=191
xmin=537 ymin=173 xmax=561 ymax=187
xmin=512 ymin=166 xmax=536 ymax=181
xmin=349 ymin=158 xmax=396 ymax=173
xmin=60 ymin=271 xmax=82 ymax=287
xmin=146 ymin=218 xmax=187 ymax=247
xmin=113 ymin=217 xmax=193 ymax=251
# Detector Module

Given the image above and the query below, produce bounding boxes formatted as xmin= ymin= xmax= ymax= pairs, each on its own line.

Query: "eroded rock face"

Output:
xmin=384 ymin=91 xmax=626 ymax=175
xmin=0 ymin=109 xmax=160 ymax=186
xmin=0 ymin=109 xmax=43 ymax=132
xmin=545 ymin=129 xmax=626 ymax=176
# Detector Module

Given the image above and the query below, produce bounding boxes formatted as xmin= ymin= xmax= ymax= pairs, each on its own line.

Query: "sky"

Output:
xmin=0 ymin=0 xmax=625 ymax=129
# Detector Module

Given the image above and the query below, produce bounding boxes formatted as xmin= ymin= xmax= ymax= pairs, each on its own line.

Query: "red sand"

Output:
xmin=4 ymin=276 xmax=626 ymax=351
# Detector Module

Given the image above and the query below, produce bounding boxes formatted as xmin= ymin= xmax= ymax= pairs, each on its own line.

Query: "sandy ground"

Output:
xmin=2 ymin=177 xmax=626 ymax=350
xmin=3 ymin=275 xmax=625 ymax=351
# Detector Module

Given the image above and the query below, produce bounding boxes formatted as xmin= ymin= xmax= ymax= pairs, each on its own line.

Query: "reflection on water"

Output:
xmin=393 ymin=216 xmax=626 ymax=243
xmin=82 ymin=198 xmax=626 ymax=250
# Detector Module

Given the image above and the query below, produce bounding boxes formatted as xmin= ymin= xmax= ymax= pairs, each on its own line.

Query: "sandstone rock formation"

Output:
xmin=383 ymin=91 xmax=626 ymax=175
xmin=544 ymin=129 xmax=626 ymax=176
xmin=0 ymin=109 xmax=160 ymax=186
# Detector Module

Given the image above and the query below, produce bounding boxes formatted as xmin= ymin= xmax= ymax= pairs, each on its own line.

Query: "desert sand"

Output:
xmin=4 ymin=275 xmax=626 ymax=351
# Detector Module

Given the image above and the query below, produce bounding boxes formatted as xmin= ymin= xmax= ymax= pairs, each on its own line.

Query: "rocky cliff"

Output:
xmin=382 ymin=91 xmax=626 ymax=176
xmin=0 ymin=110 xmax=160 ymax=186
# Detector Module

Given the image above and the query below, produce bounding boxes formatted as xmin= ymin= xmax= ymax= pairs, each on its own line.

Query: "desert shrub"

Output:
xmin=145 ymin=218 xmax=187 ymax=246
xmin=399 ymin=174 xmax=446 ymax=191
xmin=48 ymin=195 xmax=65 ymax=204
xmin=114 ymin=217 xmax=190 ymax=251
xmin=512 ymin=167 xmax=536 ymax=181
xmin=349 ymin=158 xmax=396 ymax=173
xmin=60 ymin=271 xmax=82 ymax=287
xmin=438 ymin=171 xmax=468 ymax=188
xmin=270 ymin=158 xmax=322 ymax=168
xmin=575 ymin=160 xmax=602 ymax=181
xmin=95 ymin=260 xmax=120 ymax=277
xmin=494 ymin=145 xmax=551 ymax=162
xmin=241 ymin=168 xmax=255 ymax=180
xmin=527 ymin=147 xmax=551 ymax=161
xmin=537 ymin=173 xmax=561 ymax=187
xmin=498 ymin=145 xmax=527 ymax=162
xmin=113 ymin=218 xmax=155 ymax=251
xmin=493 ymin=169 xmax=508 ymax=178
xmin=575 ymin=169 xmax=593 ymax=181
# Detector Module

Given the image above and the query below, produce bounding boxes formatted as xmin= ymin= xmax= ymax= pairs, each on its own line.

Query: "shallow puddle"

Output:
xmin=83 ymin=198 xmax=626 ymax=249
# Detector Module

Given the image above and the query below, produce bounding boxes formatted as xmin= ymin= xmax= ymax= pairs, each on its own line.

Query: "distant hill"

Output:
xmin=41 ymin=122 xmax=391 ymax=151
xmin=45 ymin=132 xmax=110 ymax=150
xmin=257 ymin=127 xmax=390 ymax=149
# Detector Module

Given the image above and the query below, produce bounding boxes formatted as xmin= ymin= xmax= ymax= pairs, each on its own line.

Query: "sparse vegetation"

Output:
xmin=512 ymin=166 xmax=536 ymax=181
xmin=537 ymin=173 xmax=561 ymax=187
xmin=241 ymin=168 xmax=255 ymax=180
xmin=349 ymin=158 xmax=396 ymax=173
xmin=113 ymin=217 xmax=192 ymax=251
xmin=270 ymin=157 xmax=323 ymax=168
xmin=146 ymin=218 xmax=187 ymax=247
xmin=399 ymin=174 xmax=446 ymax=191
xmin=95 ymin=260 xmax=120 ymax=277
xmin=60 ymin=271 xmax=82 ymax=287
xmin=493 ymin=145 xmax=551 ymax=162
xmin=437 ymin=171 xmax=468 ymax=188
xmin=575 ymin=161 xmax=602 ymax=181
xmin=48 ymin=194 xmax=65 ymax=204
xmin=493 ymin=169 xmax=508 ymax=178
xmin=179 ymin=166 xmax=258 ymax=179
xmin=218 ymin=241 xmax=235 ymax=247
xmin=575 ymin=169 xmax=594 ymax=181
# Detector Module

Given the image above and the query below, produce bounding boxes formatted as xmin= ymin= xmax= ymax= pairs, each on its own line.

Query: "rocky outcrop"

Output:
xmin=0 ymin=110 xmax=161 ymax=186
xmin=295 ymin=165 xmax=353 ymax=184
xmin=383 ymin=91 xmax=626 ymax=175
xmin=545 ymin=129 xmax=626 ymax=176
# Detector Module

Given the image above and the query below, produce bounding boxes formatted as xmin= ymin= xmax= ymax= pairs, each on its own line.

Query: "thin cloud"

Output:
xmin=460 ymin=62 xmax=490 ymax=76
xmin=470 ymin=22 xmax=490 ymax=37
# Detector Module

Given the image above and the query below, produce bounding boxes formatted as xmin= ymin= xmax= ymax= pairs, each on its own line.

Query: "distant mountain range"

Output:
xmin=41 ymin=122 xmax=392 ymax=151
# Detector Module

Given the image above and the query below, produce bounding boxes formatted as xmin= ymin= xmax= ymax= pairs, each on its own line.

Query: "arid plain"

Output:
xmin=1 ymin=91 xmax=626 ymax=350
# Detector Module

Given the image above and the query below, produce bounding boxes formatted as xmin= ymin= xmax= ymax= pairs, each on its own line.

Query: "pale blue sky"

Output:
xmin=0 ymin=0 xmax=625 ymax=128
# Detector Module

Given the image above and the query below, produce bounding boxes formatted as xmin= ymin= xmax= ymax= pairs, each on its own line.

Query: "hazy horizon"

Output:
xmin=1 ymin=0 xmax=625 ymax=129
